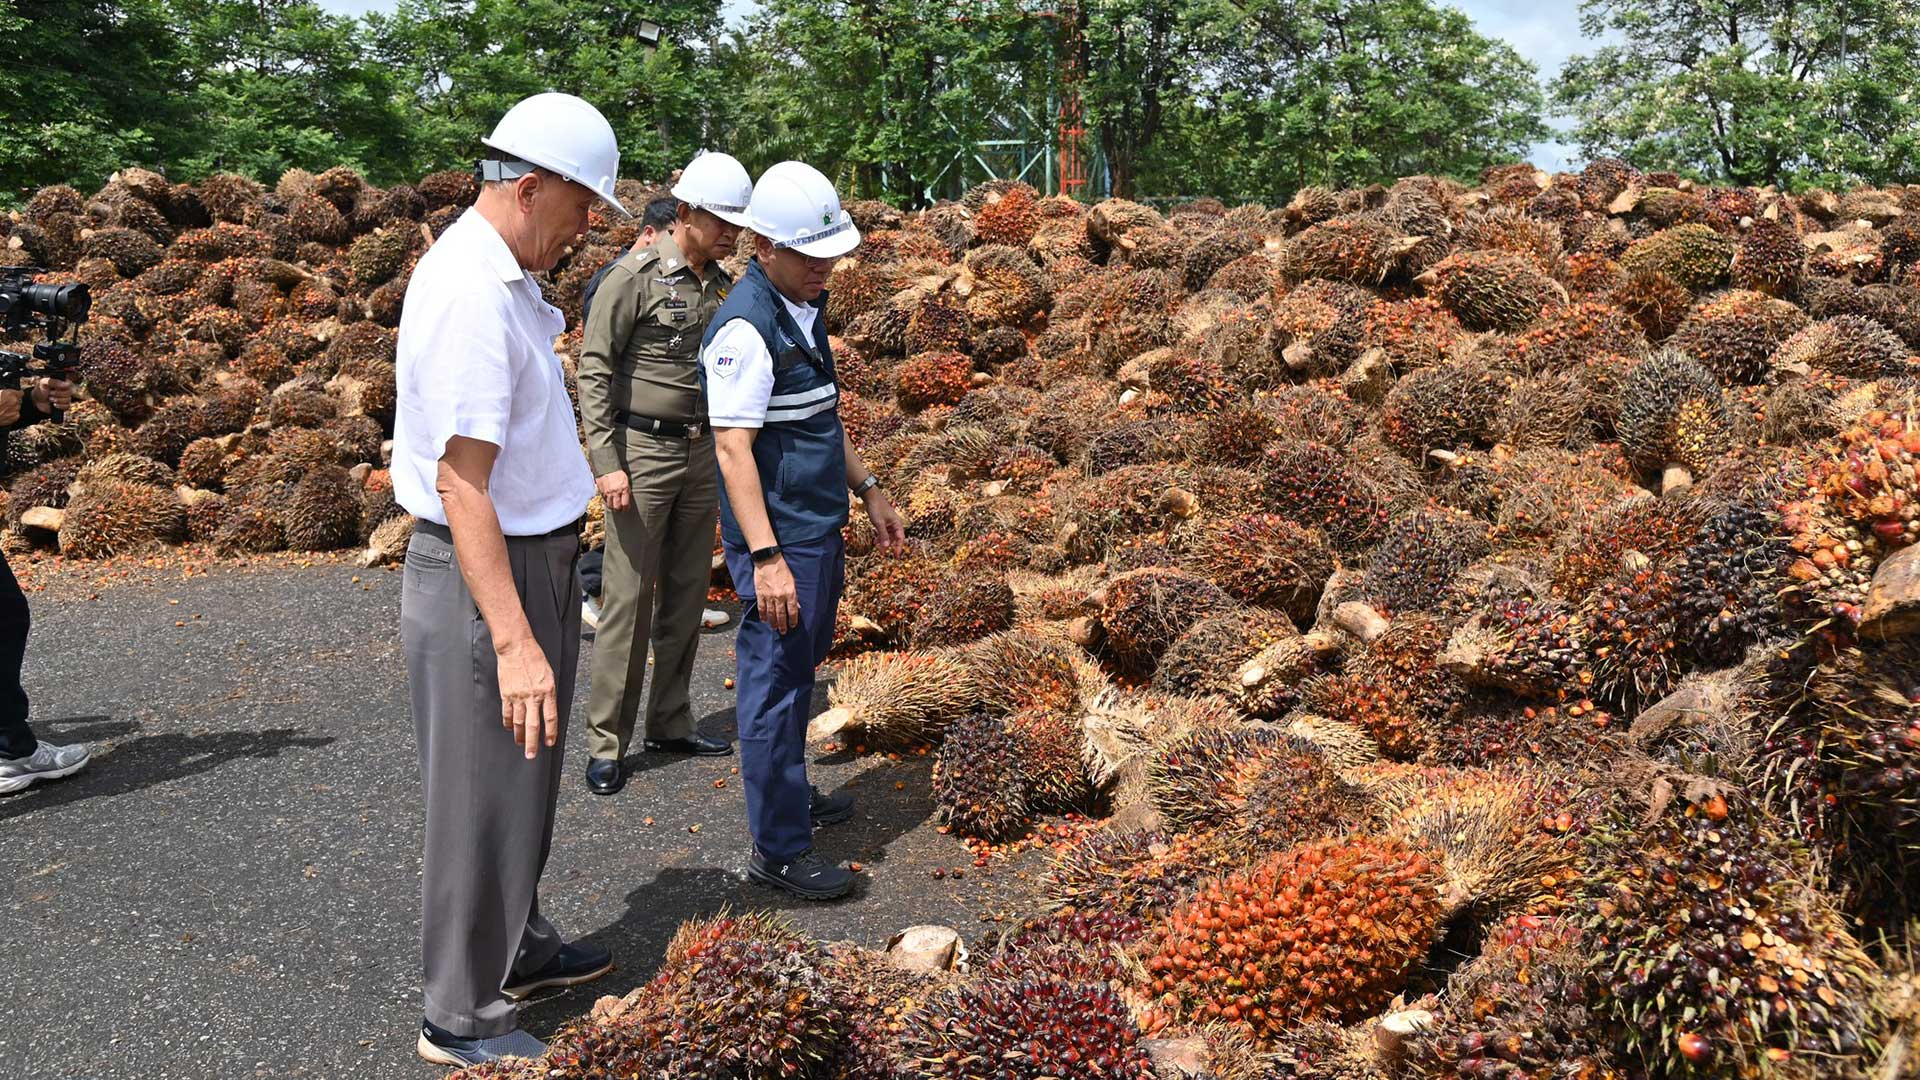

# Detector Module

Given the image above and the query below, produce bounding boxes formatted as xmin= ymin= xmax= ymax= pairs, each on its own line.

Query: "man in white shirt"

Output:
xmin=393 ymin=92 xmax=624 ymax=1068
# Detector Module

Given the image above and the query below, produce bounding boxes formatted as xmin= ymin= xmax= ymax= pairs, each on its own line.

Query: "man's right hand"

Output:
xmin=595 ymin=470 xmax=632 ymax=512
xmin=754 ymin=555 xmax=800 ymax=634
xmin=0 ymin=389 xmax=20 ymax=427
xmin=495 ymin=635 xmax=559 ymax=759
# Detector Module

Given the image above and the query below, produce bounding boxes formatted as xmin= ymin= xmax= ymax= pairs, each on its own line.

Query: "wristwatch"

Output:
xmin=851 ymin=474 xmax=880 ymax=497
xmin=750 ymin=544 xmax=783 ymax=565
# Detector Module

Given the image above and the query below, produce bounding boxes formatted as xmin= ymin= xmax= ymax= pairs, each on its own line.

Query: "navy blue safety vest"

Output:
xmin=701 ymin=257 xmax=849 ymax=546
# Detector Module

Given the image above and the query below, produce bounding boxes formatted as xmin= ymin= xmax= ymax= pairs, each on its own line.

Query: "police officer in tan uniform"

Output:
xmin=576 ymin=151 xmax=753 ymax=795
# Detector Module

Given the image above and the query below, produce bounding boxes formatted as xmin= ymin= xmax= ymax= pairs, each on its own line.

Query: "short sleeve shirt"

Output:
xmin=391 ymin=209 xmax=595 ymax=534
xmin=701 ymin=295 xmax=822 ymax=429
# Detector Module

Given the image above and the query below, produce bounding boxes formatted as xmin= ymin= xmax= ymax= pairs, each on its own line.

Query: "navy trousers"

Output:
xmin=0 ymin=550 xmax=34 ymax=760
xmin=723 ymin=531 xmax=844 ymax=860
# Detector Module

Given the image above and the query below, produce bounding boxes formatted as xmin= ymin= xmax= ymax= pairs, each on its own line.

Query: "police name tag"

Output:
xmin=711 ymin=352 xmax=741 ymax=379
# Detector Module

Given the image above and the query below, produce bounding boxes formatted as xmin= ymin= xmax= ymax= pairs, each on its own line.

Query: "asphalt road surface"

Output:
xmin=2 ymin=561 xmax=1046 ymax=1079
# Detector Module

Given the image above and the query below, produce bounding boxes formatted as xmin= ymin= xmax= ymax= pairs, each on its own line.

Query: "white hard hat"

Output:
xmin=670 ymin=150 xmax=753 ymax=228
xmin=747 ymin=161 xmax=861 ymax=258
xmin=480 ymin=92 xmax=632 ymax=219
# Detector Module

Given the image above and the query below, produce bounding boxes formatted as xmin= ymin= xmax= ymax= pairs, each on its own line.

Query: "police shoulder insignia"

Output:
xmin=711 ymin=352 xmax=741 ymax=379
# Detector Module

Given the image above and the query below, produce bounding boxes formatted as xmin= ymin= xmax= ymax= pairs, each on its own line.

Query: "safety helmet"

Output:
xmin=670 ymin=150 xmax=754 ymax=228
xmin=746 ymin=161 xmax=861 ymax=259
xmin=480 ymin=92 xmax=632 ymax=219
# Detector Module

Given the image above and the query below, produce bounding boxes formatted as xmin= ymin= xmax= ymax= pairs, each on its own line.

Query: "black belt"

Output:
xmin=618 ymin=411 xmax=705 ymax=439
xmin=415 ymin=517 xmax=581 ymax=542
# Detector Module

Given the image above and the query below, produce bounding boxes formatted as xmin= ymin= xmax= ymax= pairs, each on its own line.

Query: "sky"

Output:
xmin=315 ymin=0 xmax=1591 ymax=169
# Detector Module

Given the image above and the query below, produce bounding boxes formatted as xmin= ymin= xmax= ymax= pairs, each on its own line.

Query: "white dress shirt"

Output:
xmin=701 ymin=293 xmax=828 ymax=429
xmin=392 ymin=209 xmax=595 ymax=535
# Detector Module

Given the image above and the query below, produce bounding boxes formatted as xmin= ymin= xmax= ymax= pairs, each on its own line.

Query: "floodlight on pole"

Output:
xmin=638 ymin=20 xmax=662 ymax=49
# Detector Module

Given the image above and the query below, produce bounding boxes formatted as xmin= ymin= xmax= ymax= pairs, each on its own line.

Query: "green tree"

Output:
xmin=166 ymin=0 xmax=416 ymax=183
xmin=1128 ymin=0 xmax=1548 ymax=199
xmin=1080 ymin=0 xmax=1187 ymax=198
xmin=1554 ymin=0 xmax=1920 ymax=188
xmin=369 ymin=0 xmax=738 ymax=185
xmin=1076 ymin=0 xmax=1546 ymax=201
xmin=0 ymin=0 xmax=189 ymax=198
xmin=749 ymin=0 xmax=1044 ymax=204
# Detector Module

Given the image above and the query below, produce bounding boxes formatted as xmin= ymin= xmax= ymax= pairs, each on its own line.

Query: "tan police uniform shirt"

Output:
xmin=576 ymin=232 xmax=731 ymax=477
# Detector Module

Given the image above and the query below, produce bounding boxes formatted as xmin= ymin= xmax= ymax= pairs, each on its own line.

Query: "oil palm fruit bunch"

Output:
xmin=813 ymin=649 xmax=978 ymax=750
xmin=1406 ymin=914 xmax=1622 ymax=1080
xmin=976 ymin=908 xmax=1147 ymax=984
xmin=1578 ymin=786 xmax=1884 ymax=1079
xmin=1259 ymin=441 xmax=1389 ymax=553
xmin=903 ymin=973 xmax=1153 ymax=1080
xmin=1440 ymin=596 xmax=1590 ymax=701
xmin=1761 ymin=636 xmax=1920 ymax=931
xmin=1041 ymin=826 xmax=1250 ymax=920
xmin=1141 ymin=834 xmax=1446 ymax=1044
xmin=1088 ymin=567 xmax=1234 ymax=679
xmin=1302 ymin=615 xmax=1457 ymax=761
xmin=1372 ymin=765 xmax=1591 ymax=921
xmin=932 ymin=712 xmax=1031 ymax=841
xmin=540 ymin=910 xmax=843 ymax=1080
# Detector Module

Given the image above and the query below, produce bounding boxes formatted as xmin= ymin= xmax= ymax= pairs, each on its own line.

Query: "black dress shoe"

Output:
xmin=644 ymin=733 xmax=733 ymax=756
xmin=810 ymin=785 xmax=855 ymax=826
xmin=585 ymin=757 xmax=624 ymax=795
xmin=502 ymin=941 xmax=615 ymax=1001
xmin=748 ymin=848 xmax=853 ymax=900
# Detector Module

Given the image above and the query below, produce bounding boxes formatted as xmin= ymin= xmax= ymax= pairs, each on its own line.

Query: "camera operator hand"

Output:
xmin=0 ymin=389 xmax=20 ymax=428
xmin=31 ymin=377 xmax=72 ymax=414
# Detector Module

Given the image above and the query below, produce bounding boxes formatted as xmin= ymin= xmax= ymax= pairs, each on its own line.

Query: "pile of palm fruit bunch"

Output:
xmin=0 ymin=165 xmax=670 ymax=564
xmin=454 ymin=163 xmax=1920 ymax=1079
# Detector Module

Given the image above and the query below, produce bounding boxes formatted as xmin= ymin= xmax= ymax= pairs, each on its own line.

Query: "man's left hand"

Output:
xmin=863 ymin=489 xmax=907 ymax=551
xmin=31 ymin=378 xmax=73 ymax=414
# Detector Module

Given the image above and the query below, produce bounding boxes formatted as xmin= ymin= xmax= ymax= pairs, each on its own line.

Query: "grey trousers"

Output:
xmin=584 ymin=432 xmax=719 ymax=759
xmin=401 ymin=521 xmax=580 ymax=1037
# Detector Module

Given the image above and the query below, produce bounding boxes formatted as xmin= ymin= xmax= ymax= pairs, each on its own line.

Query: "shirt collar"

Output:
xmin=457 ymin=208 xmax=530 ymax=285
xmin=779 ymin=291 xmax=816 ymax=327
xmin=648 ymin=230 xmax=727 ymax=289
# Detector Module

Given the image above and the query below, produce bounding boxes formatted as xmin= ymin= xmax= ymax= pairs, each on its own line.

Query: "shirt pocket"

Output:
xmin=632 ymin=315 xmax=699 ymax=365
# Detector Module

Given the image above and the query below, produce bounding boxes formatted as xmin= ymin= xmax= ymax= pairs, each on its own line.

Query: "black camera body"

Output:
xmin=0 ymin=268 xmax=88 ymax=418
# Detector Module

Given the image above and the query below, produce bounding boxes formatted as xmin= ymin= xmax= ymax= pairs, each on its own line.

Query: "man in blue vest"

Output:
xmin=700 ymin=161 xmax=906 ymax=900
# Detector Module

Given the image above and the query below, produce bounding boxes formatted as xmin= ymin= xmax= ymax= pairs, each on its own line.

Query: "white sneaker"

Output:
xmin=582 ymin=596 xmax=602 ymax=632
xmin=0 ymin=741 xmax=91 ymax=795
xmin=701 ymin=608 xmax=730 ymax=629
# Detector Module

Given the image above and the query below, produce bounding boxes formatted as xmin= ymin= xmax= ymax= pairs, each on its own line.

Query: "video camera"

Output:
xmin=0 ymin=268 xmax=88 ymax=421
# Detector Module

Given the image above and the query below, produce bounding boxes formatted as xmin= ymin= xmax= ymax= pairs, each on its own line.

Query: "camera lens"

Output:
xmin=23 ymin=282 xmax=89 ymax=322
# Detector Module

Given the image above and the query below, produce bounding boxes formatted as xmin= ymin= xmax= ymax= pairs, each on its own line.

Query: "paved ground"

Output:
xmin=2 ymin=560 xmax=1047 ymax=1079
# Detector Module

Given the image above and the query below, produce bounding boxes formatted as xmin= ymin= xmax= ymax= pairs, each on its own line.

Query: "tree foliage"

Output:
xmin=25 ymin=0 xmax=1897 ymax=207
xmin=1554 ymin=0 xmax=1920 ymax=188
xmin=0 ymin=0 xmax=187 ymax=194
xmin=745 ymin=0 xmax=1047 ymax=202
xmin=1129 ymin=0 xmax=1550 ymax=199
